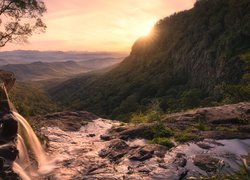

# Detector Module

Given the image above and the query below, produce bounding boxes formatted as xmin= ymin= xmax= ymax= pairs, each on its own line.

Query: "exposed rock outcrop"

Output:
xmin=32 ymin=111 xmax=99 ymax=131
xmin=0 ymin=70 xmax=19 ymax=179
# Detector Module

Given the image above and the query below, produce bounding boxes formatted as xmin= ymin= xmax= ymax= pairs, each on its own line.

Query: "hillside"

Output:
xmin=9 ymin=82 xmax=58 ymax=117
xmin=50 ymin=0 xmax=250 ymax=120
xmin=1 ymin=61 xmax=89 ymax=81
xmin=0 ymin=50 xmax=126 ymax=65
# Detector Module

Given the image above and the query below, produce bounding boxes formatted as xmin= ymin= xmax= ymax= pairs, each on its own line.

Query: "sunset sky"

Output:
xmin=2 ymin=0 xmax=196 ymax=52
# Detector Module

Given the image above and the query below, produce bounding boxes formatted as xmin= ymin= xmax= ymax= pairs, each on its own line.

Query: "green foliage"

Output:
xmin=9 ymin=82 xmax=57 ymax=117
xmin=151 ymin=122 xmax=173 ymax=138
xmin=130 ymin=101 xmax=163 ymax=124
xmin=150 ymin=137 xmax=174 ymax=148
xmin=50 ymin=0 xmax=250 ymax=120
xmin=219 ymin=84 xmax=250 ymax=103
xmin=174 ymin=133 xmax=200 ymax=143
xmin=215 ymin=126 xmax=238 ymax=132
xmin=0 ymin=0 xmax=46 ymax=47
xmin=194 ymin=117 xmax=210 ymax=131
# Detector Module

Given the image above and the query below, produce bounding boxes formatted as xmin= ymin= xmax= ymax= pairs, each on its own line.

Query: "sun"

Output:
xmin=136 ymin=21 xmax=155 ymax=37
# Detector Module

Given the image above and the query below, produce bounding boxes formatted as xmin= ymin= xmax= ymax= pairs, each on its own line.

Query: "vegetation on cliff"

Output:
xmin=50 ymin=0 xmax=250 ymax=120
xmin=10 ymin=82 xmax=57 ymax=117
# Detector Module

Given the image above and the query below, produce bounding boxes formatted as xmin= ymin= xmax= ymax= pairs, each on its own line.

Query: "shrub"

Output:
xmin=130 ymin=100 xmax=163 ymax=124
xmin=152 ymin=122 xmax=173 ymax=138
xmin=174 ymin=133 xmax=200 ymax=143
xmin=150 ymin=137 xmax=175 ymax=148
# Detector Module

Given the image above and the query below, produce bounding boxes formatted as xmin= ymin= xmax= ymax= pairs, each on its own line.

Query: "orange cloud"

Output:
xmin=2 ymin=0 xmax=196 ymax=52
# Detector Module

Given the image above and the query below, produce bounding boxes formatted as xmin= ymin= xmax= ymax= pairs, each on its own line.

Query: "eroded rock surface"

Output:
xmin=0 ymin=70 xmax=19 ymax=179
xmin=32 ymin=111 xmax=99 ymax=131
xmin=38 ymin=116 xmax=250 ymax=179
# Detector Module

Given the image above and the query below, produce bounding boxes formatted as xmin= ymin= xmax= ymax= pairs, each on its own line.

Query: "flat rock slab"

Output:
xmin=166 ymin=102 xmax=250 ymax=125
xmin=32 ymin=111 xmax=99 ymax=131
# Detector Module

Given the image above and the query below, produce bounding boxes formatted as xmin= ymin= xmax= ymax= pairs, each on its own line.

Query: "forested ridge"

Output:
xmin=50 ymin=0 xmax=250 ymax=120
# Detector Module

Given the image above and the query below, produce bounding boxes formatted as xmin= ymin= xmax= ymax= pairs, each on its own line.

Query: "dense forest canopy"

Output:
xmin=50 ymin=0 xmax=250 ymax=120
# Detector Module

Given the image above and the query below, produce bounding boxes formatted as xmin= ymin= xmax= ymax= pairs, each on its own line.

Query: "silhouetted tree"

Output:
xmin=0 ymin=0 xmax=46 ymax=47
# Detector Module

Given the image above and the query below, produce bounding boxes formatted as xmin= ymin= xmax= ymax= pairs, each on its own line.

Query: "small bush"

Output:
xmin=130 ymin=100 xmax=163 ymax=124
xmin=150 ymin=137 xmax=175 ymax=148
xmin=130 ymin=112 xmax=149 ymax=124
xmin=152 ymin=122 xmax=173 ymax=138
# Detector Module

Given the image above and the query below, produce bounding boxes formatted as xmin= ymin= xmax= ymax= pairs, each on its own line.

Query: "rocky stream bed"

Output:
xmin=32 ymin=105 xmax=250 ymax=180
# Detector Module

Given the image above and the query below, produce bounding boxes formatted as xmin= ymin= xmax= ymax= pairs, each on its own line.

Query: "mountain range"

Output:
xmin=0 ymin=50 xmax=125 ymax=81
xmin=49 ymin=0 xmax=250 ymax=120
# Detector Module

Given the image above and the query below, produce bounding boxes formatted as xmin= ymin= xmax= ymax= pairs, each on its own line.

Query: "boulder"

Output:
xmin=128 ymin=145 xmax=155 ymax=161
xmin=0 ymin=145 xmax=18 ymax=162
xmin=0 ymin=70 xmax=15 ymax=92
xmin=99 ymin=139 xmax=129 ymax=162
xmin=0 ymin=114 xmax=18 ymax=144
xmin=100 ymin=134 xmax=112 ymax=141
xmin=193 ymin=155 xmax=221 ymax=172
xmin=119 ymin=124 xmax=154 ymax=140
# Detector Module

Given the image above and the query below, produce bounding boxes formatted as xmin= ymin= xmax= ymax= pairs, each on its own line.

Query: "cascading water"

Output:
xmin=0 ymin=71 xmax=55 ymax=179
xmin=13 ymin=111 xmax=56 ymax=179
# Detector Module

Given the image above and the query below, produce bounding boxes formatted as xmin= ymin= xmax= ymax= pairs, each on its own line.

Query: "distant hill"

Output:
xmin=50 ymin=0 xmax=250 ymax=119
xmin=0 ymin=54 xmax=124 ymax=81
xmin=0 ymin=50 xmax=126 ymax=65
xmin=1 ymin=61 xmax=89 ymax=81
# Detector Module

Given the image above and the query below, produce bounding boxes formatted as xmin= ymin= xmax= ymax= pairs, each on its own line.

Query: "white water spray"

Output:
xmin=13 ymin=111 xmax=56 ymax=179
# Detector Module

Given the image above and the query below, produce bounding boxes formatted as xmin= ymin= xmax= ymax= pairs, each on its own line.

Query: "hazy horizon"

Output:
xmin=1 ymin=0 xmax=195 ymax=52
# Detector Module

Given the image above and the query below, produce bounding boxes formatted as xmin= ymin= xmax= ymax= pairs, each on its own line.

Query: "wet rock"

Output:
xmin=99 ymin=139 xmax=129 ymax=162
xmin=86 ymin=163 xmax=108 ymax=174
xmin=100 ymin=134 xmax=111 ymax=141
xmin=32 ymin=111 xmax=99 ymax=131
xmin=0 ymin=167 xmax=19 ymax=180
xmin=0 ymin=158 xmax=3 ymax=171
xmin=193 ymin=155 xmax=221 ymax=172
xmin=174 ymin=153 xmax=187 ymax=167
xmin=129 ymin=145 xmax=154 ymax=161
xmin=127 ymin=166 xmax=134 ymax=174
xmin=109 ymin=126 xmax=128 ymax=133
xmin=63 ymin=159 xmax=74 ymax=167
xmin=0 ymin=114 xmax=18 ymax=143
xmin=201 ymin=131 xmax=250 ymax=140
xmin=0 ymin=71 xmax=19 ymax=179
xmin=148 ymin=144 xmax=167 ymax=158
xmin=119 ymin=124 xmax=154 ymax=140
xmin=87 ymin=134 xmax=95 ymax=137
xmin=137 ymin=165 xmax=151 ymax=174
xmin=204 ymin=140 xmax=224 ymax=146
xmin=0 ymin=145 xmax=18 ymax=162
xmin=196 ymin=142 xmax=213 ymax=149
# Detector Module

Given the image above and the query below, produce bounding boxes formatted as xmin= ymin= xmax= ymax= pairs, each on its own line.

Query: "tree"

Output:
xmin=0 ymin=0 xmax=46 ymax=47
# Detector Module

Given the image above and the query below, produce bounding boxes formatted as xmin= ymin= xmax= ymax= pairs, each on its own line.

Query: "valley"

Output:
xmin=0 ymin=0 xmax=249 ymax=179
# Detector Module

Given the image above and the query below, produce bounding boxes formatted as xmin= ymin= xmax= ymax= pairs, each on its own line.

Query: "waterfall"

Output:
xmin=13 ymin=111 xmax=56 ymax=179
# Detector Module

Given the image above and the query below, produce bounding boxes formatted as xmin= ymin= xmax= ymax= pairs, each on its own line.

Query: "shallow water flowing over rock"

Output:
xmin=13 ymin=112 xmax=56 ymax=179
xmin=40 ymin=118 xmax=250 ymax=179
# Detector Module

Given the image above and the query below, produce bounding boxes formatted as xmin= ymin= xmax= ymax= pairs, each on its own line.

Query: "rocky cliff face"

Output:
xmin=0 ymin=70 xmax=19 ymax=179
xmin=50 ymin=0 xmax=250 ymax=119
